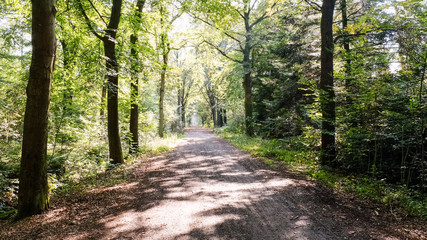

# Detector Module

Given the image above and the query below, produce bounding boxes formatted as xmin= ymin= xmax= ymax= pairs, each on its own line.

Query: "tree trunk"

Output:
xmin=320 ymin=0 xmax=337 ymax=166
xmin=129 ymin=0 xmax=145 ymax=154
xmin=217 ymin=107 xmax=223 ymax=127
xmin=129 ymin=34 xmax=139 ymax=154
xmin=100 ymin=81 xmax=107 ymax=118
xmin=181 ymin=75 xmax=187 ymax=129
xmin=181 ymin=105 xmax=186 ymax=128
xmin=104 ymin=0 xmax=123 ymax=164
xmin=212 ymin=106 xmax=217 ymax=127
xmin=341 ymin=0 xmax=351 ymax=87
xmin=158 ymin=5 xmax=168 ymax=138
xmin=158 ymin=53 xmax=167 ymax=138
xmin=243 ymin=70 xmax=253 ymax=135
xmin=223 ymin=108 xmax=227 ymax=125
xmin=177 ymin=92 xmax=182 ymax=129
xmin=77 ymin=0 xmax=123 ymax=162
xmin=17 ymin=0 xmax=56 ymax=219
xmin=206 ymin=88 xmax=217 ymax=127
xmin=418 ymin=52 xmax=426 ymax=188
xmin=104 ymin=38 xmax=123 ymax=164
xmin=243 ymin=13 xmax=254 ymax=136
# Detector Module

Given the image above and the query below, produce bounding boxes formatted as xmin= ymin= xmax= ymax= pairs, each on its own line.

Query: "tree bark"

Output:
xmin=181 ymin=76 xmax=186 ymax=128
xmin=104 ymin=0 xmax=123 ymax=164
xmin=158 ymin=5 xmax=169 ymax=138
xmin=104 ymin=38 xmax=123 ymax=164
xmin=100 ymin=81 xmax=107 ymax=117
xmin=78 ymin=0 xmax=123 ymax=163
xmin=341 ymin=0 xmax=351 ymax=89
xmin=181 ymin=106 xmax=186 ymax=128
xmin=177 ymin=93 xmax=182 ymax=129
xmin=17 ymin=0 xmax=56 ymax=219
xmin=129 ymin=0 xmax=145 ymax=154
xmin=243 ymin=12 xmax=254 ymax=136
xmin=158 ymin=52 xmax=167 ymax=137
xmin=243 ymin=69 xmax=253 ymax=135
xmin=211 ymin=106 xmax=217 ymax=127
xmin=205 ymin=83 xmax=217 ymax=127
xmin=129 ymin=34 xmax=139 ymax=153
xmin=320 ymin=0 xmax=337 ymax=165
xmin=217 ymin=107 xmax=223 ymax=127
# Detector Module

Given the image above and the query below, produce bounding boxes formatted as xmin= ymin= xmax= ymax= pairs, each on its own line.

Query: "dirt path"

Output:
xmin=1 ymin=127 xmax=426 ymax=239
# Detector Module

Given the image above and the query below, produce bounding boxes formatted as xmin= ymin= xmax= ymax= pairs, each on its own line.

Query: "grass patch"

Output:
xmin=216 ymin=128 xmax=427 ymax=220
xmin=217 ymin=130 xmax=317 ymax=172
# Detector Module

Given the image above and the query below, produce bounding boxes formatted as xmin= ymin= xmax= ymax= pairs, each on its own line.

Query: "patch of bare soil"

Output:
xmin=0 ymin=126 xmax=426 ymax=239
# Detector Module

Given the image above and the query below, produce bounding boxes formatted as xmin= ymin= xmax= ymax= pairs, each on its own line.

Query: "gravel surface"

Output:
xmin=0 ymin=126 xmax=425 ymax=239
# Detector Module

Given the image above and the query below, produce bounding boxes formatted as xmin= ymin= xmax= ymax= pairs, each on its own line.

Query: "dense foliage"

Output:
xmin=0 ymin=0 xmax=425 ymax=218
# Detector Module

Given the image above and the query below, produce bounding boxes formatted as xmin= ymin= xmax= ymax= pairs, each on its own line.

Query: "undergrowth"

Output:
xmin=216 ymin=128 xmax=427 ymax=220
xmin=0 ymin=133 xmax=181 ymax=220
xmin=54 ymin=133 xmax=181 ymax=195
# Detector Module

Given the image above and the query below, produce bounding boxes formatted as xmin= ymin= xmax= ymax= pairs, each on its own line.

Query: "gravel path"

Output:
xmin=0 ymin=127 xmax=425 ymax=239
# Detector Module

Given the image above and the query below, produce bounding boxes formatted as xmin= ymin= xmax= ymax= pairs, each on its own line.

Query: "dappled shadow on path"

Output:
xmin=0 ymin=127 xmax=419 ymax=239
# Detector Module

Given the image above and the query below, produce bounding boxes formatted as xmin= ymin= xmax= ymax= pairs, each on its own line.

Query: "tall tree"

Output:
xmin=129 ymin=0 xmax=146 ymax=154
xmin=340 ymin=0 xmax=351 ymax=88
xmin=203 ymin=67 xmax=218 ymax=127
xmin=320 ymin=0 xmax=337 ymax=165
xmin=17 ymin=0 xmax=56 ymax=219
xmin=177 ymin=69 xmax=193 ymax=128
xmin=78 ymin=0 xmax=124 ymax=164
xmin=194 ymin=0 xmax=278 ymax=136
xmin=158 ymin=4 xmax=170 ymax=138
xmin=157 ymin=2 xmax=183 ymax=137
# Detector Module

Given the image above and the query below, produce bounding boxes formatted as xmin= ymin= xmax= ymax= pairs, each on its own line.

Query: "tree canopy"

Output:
xmin=0 ymin=0 xmax=426 ymax=219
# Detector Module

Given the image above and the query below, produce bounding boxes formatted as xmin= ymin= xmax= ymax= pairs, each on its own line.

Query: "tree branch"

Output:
xmin=250 ymin=0 xmax=259 ymax=12
xmin=77 ymin=0 xmax=105 ymax=40
xmin=303 ymin=0 xmax=321 ymax=11
xmin=249 ymin=2 xmax=277 ymax=29
xmin=87 ymin=0 xmax=108 ymax=26
xmin=191 ymin=13 xmax=244 ymax=51
xmin=203 ymin=40 xmax=243 ymax=63
xmin=236 ymin=9 xmax=245 ymax=19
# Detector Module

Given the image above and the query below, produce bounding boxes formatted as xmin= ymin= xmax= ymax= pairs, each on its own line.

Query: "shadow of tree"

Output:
xmin=0 ymin=127 xmax=419 ymax=240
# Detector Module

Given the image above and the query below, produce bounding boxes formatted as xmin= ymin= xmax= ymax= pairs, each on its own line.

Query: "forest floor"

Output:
xmin=0 ymin=126 xmax=426 ymax=240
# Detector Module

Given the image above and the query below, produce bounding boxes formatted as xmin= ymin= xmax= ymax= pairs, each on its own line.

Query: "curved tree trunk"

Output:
xmin=320 ymin=0 xmax=337 ymax=166
xmin=17 ymin=0 xmax=56 ymax=219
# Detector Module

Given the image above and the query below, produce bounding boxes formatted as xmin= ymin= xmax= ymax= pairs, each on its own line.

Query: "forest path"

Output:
xmin=1 ymin=127 xmax=425 ymax=239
